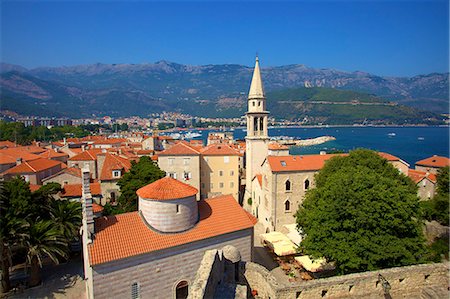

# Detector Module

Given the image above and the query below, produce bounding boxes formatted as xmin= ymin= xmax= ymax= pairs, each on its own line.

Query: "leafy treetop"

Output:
xmin=296 ymin=149 xmax=426 ymax=275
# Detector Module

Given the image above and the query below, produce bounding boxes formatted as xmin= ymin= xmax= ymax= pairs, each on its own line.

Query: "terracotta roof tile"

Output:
xmin=15 ymin=145 xmax=46 ymax=154
xmin=268 ymin=142 xmax=289 ymax=150
xmin=408 ymin=169 xmax=437 ymax=184
xmin=416 ymin=155 xmax=450 ymax=168
xmin=268 ymin=154 xmax=346 ymax=172
xmin=2 ymin=158 xmax=63 ymax=174
xmin=159 ymin=142 xmax=200 ymax=156
xmin=89 ymin=194 xmax=255 ymax=265
xmin=0 ymin=149 xmax=42 ymax=163
xmin=92 ymin=203 xmax=104 ymax=213
xmin=136 ymin=177 xmax=198 ymax=200
xmin=0 ymin=141 xmax=17 ymax=148
xmin=200 ymin=144 xmax=239 ymax=156
xmin=69 ymin=149 xmax=104 ymax=161
xmin=29 ymin=184 xmax=41 ymax=192
xmin=61 ymin=183 xmax=102 ymax=197
xmin=254 ymin=174 xmax=263 ymax=187
xmin=99 ymin=154 xmax=132 ymax=181
xmin=39 ymin=150 xmax=69 ymax=159
xmin=378 ymin=152 xmax=401 ymax=161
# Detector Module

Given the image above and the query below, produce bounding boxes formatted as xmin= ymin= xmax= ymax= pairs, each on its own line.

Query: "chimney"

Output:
xmin=82 ymin=145 xmax=86 ymax=152
xmin=102 ymin=148 xmax=107 ymax=153
xmin=82 ymin=166 xmax=95 ymax=243
xmin=16 ymin=158 xmax=22 ymax=165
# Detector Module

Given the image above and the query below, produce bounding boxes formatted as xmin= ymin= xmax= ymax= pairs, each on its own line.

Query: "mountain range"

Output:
xmin=0 ymin=61 xmax=448 ymax=122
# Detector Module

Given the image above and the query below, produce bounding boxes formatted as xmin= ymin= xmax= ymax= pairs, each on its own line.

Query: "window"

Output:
xmin=183 ymin=158 xmax=190 ymax=165
xmin=168 ymin=158 xmax=175 ymax=165
xmin=230 ymin=182 xmax=234 ymax=188
xmin=219 ymin=182 xmax=224 ymax=188
xmin=224 ymin=156 xmax=229 ymax=163
xmin=230 ymin=170 xmax=234 ymax=176
xmin=112 ymin=170 xmax=121 ymax=178
xmin=175 ymin=281 xmax=189 ymax=299
xmin=252 ymin=101 xmax=255 ymax=106
xmin=219 ymin=170 xmax=223 ymax=176
xmin=131 ymin=282 xmax=140 ymax=299
xmin=280 ymin=161 xmax=286 ymax=167
xmin=258 ymin=101 xmax=261 ymax=106
xmin=110 ymin=192 xmax=116 ymax=203
xmin=176 ymin=204 xmax=180 ymax=214
xmin=304 ymin=179 xmax=310 ymax=190
xmin=169 ymin=172 xmax=177 ymax=179
xmin=285 ymin=200 xmax=291 ymax=212
xmin=285 ymin=180 xmax=291 ymax=191
xmin=253 ymin=117 xmax=258 ymax=132
xmin=201 ymin=183 xmax=205 ymax=189
xmin=183 ymin=172 xmax=191 ymax=181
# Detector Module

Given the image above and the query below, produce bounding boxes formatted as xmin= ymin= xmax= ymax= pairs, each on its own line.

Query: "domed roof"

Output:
xmin=137 ymin=177 xmax=198 ymax=200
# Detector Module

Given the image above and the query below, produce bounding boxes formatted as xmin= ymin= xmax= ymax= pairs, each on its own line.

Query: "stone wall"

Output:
xmin=243 ymin=262 xmax=449 ymax=299
xmin=91 ymin=228 xmax=253 ymax=299
xmin=188 ymin=250 xmax=224 ymax=299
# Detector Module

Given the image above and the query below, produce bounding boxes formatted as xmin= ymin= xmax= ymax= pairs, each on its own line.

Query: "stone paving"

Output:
xmin=4 ymin=255 xmax=86 ymax=299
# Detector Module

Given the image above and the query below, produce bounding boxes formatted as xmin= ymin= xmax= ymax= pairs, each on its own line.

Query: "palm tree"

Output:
xmin=24 ymin=220 xmax=68 ymax=287
xmin=0 ymin=181 xmax=29 ymax=293
xmin=50 ymin=200 xmax=82 ymax=242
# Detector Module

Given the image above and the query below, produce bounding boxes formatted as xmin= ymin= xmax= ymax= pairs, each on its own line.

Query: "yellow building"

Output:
xmin=200 ymin=144 xmax=240 ymax=201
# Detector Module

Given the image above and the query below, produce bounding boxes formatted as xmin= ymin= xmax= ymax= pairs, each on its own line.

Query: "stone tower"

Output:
xmin=245 ymin=56 xmax=269 ymax=207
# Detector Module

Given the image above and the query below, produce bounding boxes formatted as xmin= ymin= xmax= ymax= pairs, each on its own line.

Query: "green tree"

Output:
xmin=24 ymin=220 xmax=68 ymax=287
xmin=50 ymin=200 xmax=82 ymax=242
xmin=0 ymin=182 xmax=28 ymax=293
xmin=295 ymin=149 xmax=426 ymax=275
xmin=117 ymin=156 xmax=165 ymax=212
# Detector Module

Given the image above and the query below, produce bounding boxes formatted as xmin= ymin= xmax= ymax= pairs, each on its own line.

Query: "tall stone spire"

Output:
xmin=248 ymin=56 xmax=265 ymax=99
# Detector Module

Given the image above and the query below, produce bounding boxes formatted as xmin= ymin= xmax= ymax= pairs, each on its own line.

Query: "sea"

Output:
xmin=187 ymin=126 xmax=449 ymax=166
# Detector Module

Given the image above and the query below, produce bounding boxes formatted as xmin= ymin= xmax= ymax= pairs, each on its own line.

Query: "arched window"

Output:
xmin=285 ymin=200 xmax=291 ymax=211
xmin=253 ymin=117 xmax=258 ymax=132
xmin=285 ymin=180 xmax=291 ymax=191
xmin=260 ymin=117 xmax=264 ymax=132
xmin=175 ymin=281 xmax=189 ymax=299
xmin=304 ymin=179 xmax=310 ymax=190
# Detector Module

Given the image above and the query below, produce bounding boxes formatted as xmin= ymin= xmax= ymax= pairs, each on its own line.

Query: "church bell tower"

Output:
xmin=245 ymin=56 xmax=269 ymax=206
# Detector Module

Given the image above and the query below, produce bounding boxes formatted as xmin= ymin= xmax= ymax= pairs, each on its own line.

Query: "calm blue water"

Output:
xmin=188 ymin=126 xmax=449 ymax=166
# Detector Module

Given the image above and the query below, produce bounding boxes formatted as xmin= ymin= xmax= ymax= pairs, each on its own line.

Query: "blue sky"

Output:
xmin=1 ymin=1 xmax=448 ymax=76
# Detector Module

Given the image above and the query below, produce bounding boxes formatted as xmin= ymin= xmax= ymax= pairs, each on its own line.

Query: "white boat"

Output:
xmin=418 ymin=137 xmax=425 ymax=140
xmin=184 ymin=132 xmax=202 ymax=139
xmin=388 ymin=133 xmax=396 ymax=137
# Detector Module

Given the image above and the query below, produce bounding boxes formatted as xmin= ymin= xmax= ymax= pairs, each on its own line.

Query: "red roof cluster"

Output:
xmin=159 ymin=142 xmax=200 ymax=156
xmin=416 ymin=155 xmax=450 ymax=168
xmin=69 ymin=149 xmax=104 ymax=161
xmin=267 ymin=154 xmax=345 ymax=172
xmin=99 ymin=153 xmax=132 ymax=180
xmin=408 ymin=169 xmax=437 ymax=184
xmin=89 ymin=195 xmax=255 ymax=265
xmin=136 ymin=177 xmax=198 ymax=200
xmin=2 ymin=158 xmax=63 ymax=174
xmin=61 ymin=183 xmax=102 ymax=197
xmin=200 ymin=144 xmax=239 ymax=156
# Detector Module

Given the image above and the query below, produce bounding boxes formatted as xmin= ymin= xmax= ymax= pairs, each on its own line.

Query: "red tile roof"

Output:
xmin=378 ymin=152 xmax=401 ymax=162
xmin=92 ymin=203 xmax=104 ymax=213
xmin=99 ymin=154 xmax=132 ymax=181
xmin=416 ymin=155 xmax=450 ymax=168
xmin=254 ymin=174 xmax=263 ymax=187
xmin=39 ymin=149 xmax=69 ymax=159
xmin=69 ymin=149 xmax=104 ymax=161
xmin=2 ymin=158 xmax=63 ymax=174
xmin=0 ymin=141 xmax=17 ymax=148
xmin=267 ymin=154 xmax=346 ymax=172
xmin=61 ymin=183 xmax=102 ymax=198
xmin=200 ymin=144 xmax=239 ymax=156
xmin=0 ymin=149 xmax=41 ymax=164
xmin=136 ymin=177 xmax=198 ymax=200
xmin=29 ymin=184 xmax=41 ymax=192
xmin=159 ymin=142 xmax=200 ymax=156
xmin=268 ymin=142 xmax=289 ymax=150
xmin=15 ymin=145 xmax=46 ymax=154
xmin=89 ymin=194 xmax=255 ymax=265
xmin=408 ymin=169 xmax=437 ymax=184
